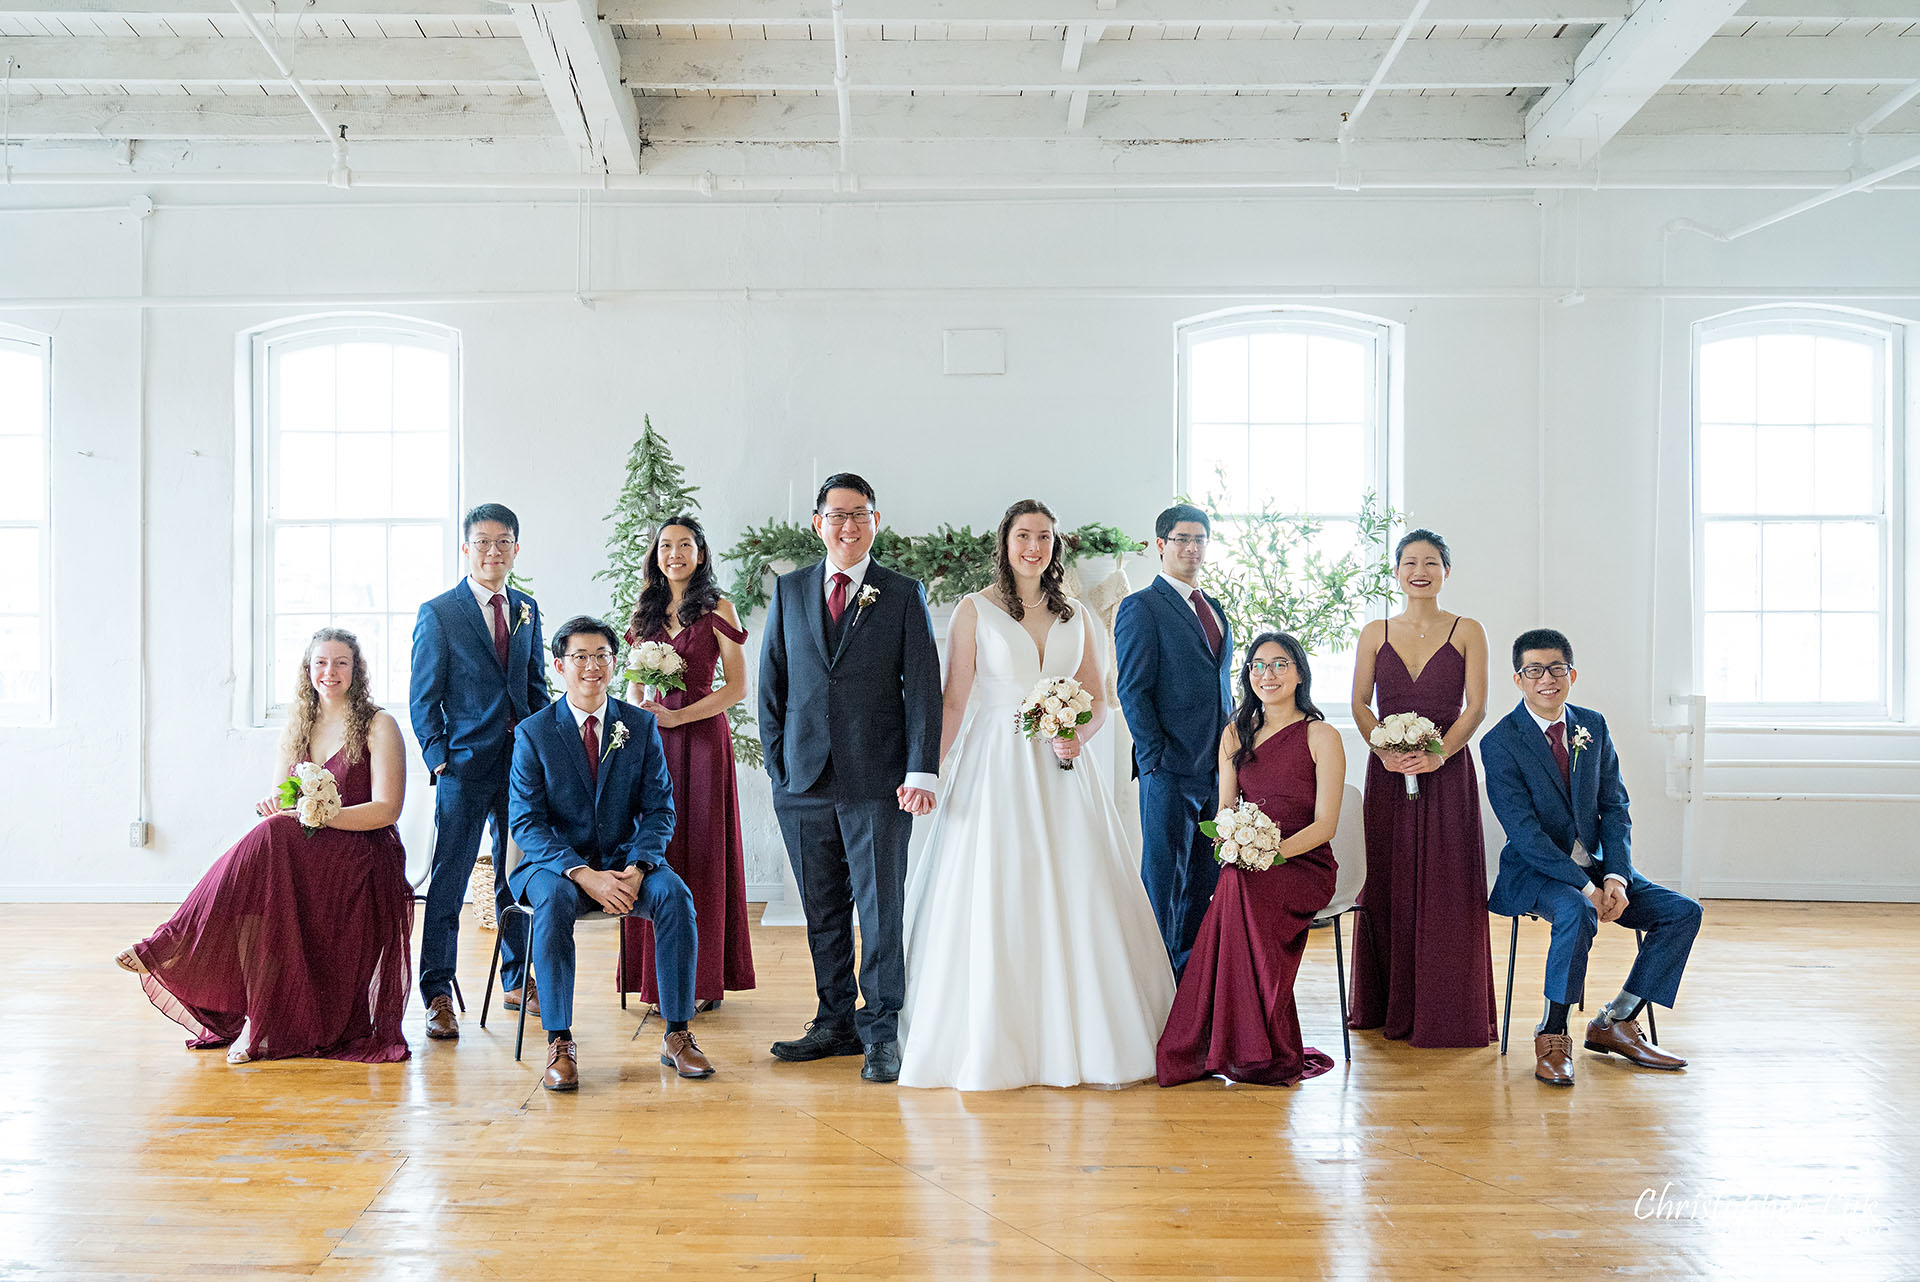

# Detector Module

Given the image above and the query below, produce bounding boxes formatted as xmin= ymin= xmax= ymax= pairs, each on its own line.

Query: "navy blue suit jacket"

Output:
xmin=507 ymin=697 xmax=675 ymax=899
xmin=409 ymin=580 xmax=550 ymax=781
xmin=1114 ymin=576 xmax=1234 ymax=778
xmin=1481 ymin=700 xmax=1642 ymax=917
xmin=757 ymin=559 xmax=942 ymax=800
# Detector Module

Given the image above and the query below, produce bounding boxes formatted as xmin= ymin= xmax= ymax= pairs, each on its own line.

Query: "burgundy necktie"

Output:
xmin=489 ymin=593 xmax=511 ymax=670
xmin=583 ymin=713 xmax=600 ymax=786
xmin=1547 ymin=721 xmax=1571 ymax=785
xmin=828 ymin=572 xmax=851 ymax=623
xmin=1190 ymin=589 xmax=1223 ymax=657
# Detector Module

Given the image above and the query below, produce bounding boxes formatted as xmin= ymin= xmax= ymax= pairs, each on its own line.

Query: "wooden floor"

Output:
xmin=8 ymin=902 xmax=1916 ymax=1281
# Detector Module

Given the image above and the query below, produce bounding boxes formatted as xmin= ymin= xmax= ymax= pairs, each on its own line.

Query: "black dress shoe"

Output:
xmin=861 ymin=1040 xmax=902 ymax=1083
xmin=770 ymin=1021 xmax=865 ymax=1062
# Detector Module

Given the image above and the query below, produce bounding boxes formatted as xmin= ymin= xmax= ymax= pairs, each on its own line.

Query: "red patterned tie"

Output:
xmin=1547 ymin=721 xmax=1571 ymax=785
xmin=583 ymin=713 xmax=600 ymax=786
xmin=489 ymin=593 xmax=511 ymax=670
xmin=828 ymin=572 xmax=851 ymax=623
xmin=1190 ymin=589 xmax=1223 ymax=657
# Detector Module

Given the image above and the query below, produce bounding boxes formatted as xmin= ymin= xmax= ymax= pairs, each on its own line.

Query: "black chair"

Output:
xmin=479 ymin=840 xmax=628 ymax=1062
xmin=1500 ymin=914 xmax=1655 ymax=1055
xmin=1306 ymin=784 xmax=1366 ymax=1062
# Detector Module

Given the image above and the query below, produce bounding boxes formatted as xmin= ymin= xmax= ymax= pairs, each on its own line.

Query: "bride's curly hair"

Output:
xmin=282 ymin=626 xmax=382 ymax=767
xmin=995 ymin=499 xmax=1074 ymax=623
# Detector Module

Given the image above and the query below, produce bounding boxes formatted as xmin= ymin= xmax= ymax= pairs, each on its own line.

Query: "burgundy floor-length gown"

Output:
xmin=619 ymin=611 xmax=757 ymax=1004
xmin=1347 ymin=623 xmax=1498 ymax=1048
xmin=1157 ymin=719 xmax=1338 ymax=1087
xmin=134 ymin=747 xmax=413 ymax=1062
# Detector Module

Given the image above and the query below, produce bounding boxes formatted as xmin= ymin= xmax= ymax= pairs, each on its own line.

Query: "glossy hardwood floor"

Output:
xmin=8 ymin=901 xmax=1915 ymax=1280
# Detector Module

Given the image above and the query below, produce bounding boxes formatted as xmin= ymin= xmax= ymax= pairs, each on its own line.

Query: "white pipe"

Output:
xmin=134 ymin=195 xmax=153 ymax=845
xmin=1853 ymin=79 xmax=1920 ymax=140
xmin=1707 ymin=759 xmax=1920 ymax=770
xmin=1338 ymin=0 xmax=1434 ymax=149
xmin=226 ymin=0 xmax=349 ymax=188
xmin=1673 ymin=147 xmax=1920 ymax=244
xmin=1700 ymin=792 xmax=1920 ymax=802
xmin=830 ymin=0 xmax=853 ymax=178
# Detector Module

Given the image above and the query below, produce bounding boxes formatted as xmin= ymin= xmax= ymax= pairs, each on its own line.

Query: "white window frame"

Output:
xmin=240 ymin=315 xmax=461 ymax=726
xmin=0 ymin=326 xmax=53 ymax=727
xmin=1690 ymin=306 xmax=1906 ymax=725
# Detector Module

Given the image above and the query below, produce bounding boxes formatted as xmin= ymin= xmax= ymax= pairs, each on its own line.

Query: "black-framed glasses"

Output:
xmin=1517 ymin=662 xmax=1573 ymax=679
xmin=819 ymin=509 xmax=876 ymax=528
xmin=563 ymin=650 xmax=617 ymax=669
xmin=1165 ymin=534 xmax=1208 ymax=548
xmin=1249 ymin=659 xmax=1295 ymax=674
xmin=468 ymin=538 xmax=517 ymax=553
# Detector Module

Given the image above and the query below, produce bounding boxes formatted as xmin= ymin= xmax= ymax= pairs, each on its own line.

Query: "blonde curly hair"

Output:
xmin=283 ymin=627 xmax=382 ymax=767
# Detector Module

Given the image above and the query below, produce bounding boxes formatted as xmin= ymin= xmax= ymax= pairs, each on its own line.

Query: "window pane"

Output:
xmin=1820 ymin=522 xmax=1879 ymax=612
xmin=332 ymin=524 xmax=388 ymax=612
xmin=277 ymin=432 xmax=337 ymax=520
xmin=1304 ymin=424 xmax=1364 ymax=513
xmin=1755 ymin=425 xmax=1815 ymax=514
xmin=1306 ymin=335 xmax=1365 ymax=424
xmin=276 ymin=346 xmax=336 ymax=434
xmin=1698 ymin=336 xmax=1756 ymax=424
xmin=1811 ymin=424 xmax=1874 ymax=516
xmin=1247 ymin=424 xmax=1305 ymax=511
xmin=1190 ymin=423 xmax=1249 ymax=511
xmin=274 ymin=613 xmax=329 ymax=705
xmin=0 ymin=529 xmax=38 ymax=614
xmin=386 ymin=613 xmax=413 ymax=703
xmin=1189 ymin=337 xmax=1248 ymax=424
xmin=1703 ymin=521 xmax=1760 ymax=611
xmin=1814 ymin=336 xmax=1874 ymax=425
xmin=393 ymin=345 xmax=450 ymax=434
xmin=1760 ymin=522 xmax=1819 ymax=611
xmin=389 ymin=524 xmax=445 ymax=616
xmin=335 ymin=613 xmax=387 ymax=701
xmin=1704 ymin=612 xmax=1759 ymax=702
xmin=1699 ymin=424 xmax=1756 ymax=515
xmin=335 ymin=435 xmax=393 ymax=519
xmin=1760 ymin=612 xmax=1820 ymax=701
xmin=1246 ymin=331 xmax=1306 ymax=423
xmin=1820 ymin=614 xmax=1879 ymax=703
xmin=0 ymin=437 xmax=45 ymax=520
xmin=1755 ymin=333 xmax=1815 ymax=425
xmin=274 ymin=524 xmax=331 ymax=613
xmin=0 ymin=348 xmax=44 ymax=435
xmin=0 ymin=617 xmax=43 ymax=708
xmin=391 ymin=433 xmax=449 ymax=519
xmin=335 ymin=343 xmax=394 ymax=434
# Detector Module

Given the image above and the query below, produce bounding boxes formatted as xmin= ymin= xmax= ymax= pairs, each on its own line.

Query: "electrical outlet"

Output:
xmin=129 ymin=821 xmax=151 ymax=848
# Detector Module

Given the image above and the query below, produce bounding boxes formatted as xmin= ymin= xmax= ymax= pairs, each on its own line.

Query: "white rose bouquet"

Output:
xmin=1015 ymin=676 xmax=1096 ymax=771
xmin=276 ymin=761 xmax=342 ymax=837
xmin=1199 ymin=800 xmax=1286 ymax=871
xmin=1368 ymin=710 xmax=1445 ymax=797
xmin=623 ymin=641 xmax=687 ymax=700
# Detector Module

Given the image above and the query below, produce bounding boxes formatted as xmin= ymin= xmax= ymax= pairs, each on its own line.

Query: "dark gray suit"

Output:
xmin=758 ymin=559 xmax=942 ymax=1043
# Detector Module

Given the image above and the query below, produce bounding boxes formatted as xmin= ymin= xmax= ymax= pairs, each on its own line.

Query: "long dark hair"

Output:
xmin=1230 ymin=631 xmax=1323 ymax=769
xmin=627 ymin=515 xmax=724 ymax=642
xmin=995 ymin=499 xmax=1074 ymax=622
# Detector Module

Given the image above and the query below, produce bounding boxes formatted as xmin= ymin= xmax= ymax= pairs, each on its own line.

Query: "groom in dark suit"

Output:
xmin=1115 ymin=502 xmax=1234 ymax=978
xmin=409 ymin=503 xmax=550 ymax=1040
xmin=1481 ymin=627 xmax=1702 ymax=1087
xmin=508 ymin=616 xmax=712 ymax=1090
xmin=758 ymin=473 xmax=942 ymax=1083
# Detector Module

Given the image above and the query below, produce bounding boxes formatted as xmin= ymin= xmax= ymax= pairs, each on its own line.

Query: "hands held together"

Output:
xmin=574 ymin=865 xmax=646 ymax=915
xmin=1377 ymin=747 xmax=1445 ymax=776
xmin=1585 ymin=880 xmax=1630 ymax=925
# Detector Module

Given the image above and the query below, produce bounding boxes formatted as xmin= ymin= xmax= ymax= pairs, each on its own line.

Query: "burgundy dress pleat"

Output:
xmin=620 ymin=612 xmax=758 ymax=1003
xmin=134 ymin=747 xmax=413 ymax=1063
xmin=1157 ymin=720 xmax=1337 ymax=1087
xmin=1347 ymin=631 xmax=1498 ymax=1048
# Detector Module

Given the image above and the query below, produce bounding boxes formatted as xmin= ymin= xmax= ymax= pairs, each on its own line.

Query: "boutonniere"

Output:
xmin=514 ymin=601 xmax=533 ymax=634
xmin=606 ymin=720 xmax=630 ymax=756
xmin=857 ymin=585 xmax=881 ymax=612
xmin=1568 ymin=724 xmax=1593 ymax=769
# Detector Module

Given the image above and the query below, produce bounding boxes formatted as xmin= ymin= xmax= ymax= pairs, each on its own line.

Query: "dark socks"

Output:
xmin=1541 ymin=1002 xmax=1570 ymax=1036
xmin=548 ymin=1028 xmax=571 ymax=1043
xmin=667 ymin=1020 xmax=688 ymax=1034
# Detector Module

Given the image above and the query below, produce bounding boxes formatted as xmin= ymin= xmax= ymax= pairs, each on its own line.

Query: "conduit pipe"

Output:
xmin=830 ymin=0 xmax=854 ymax=184
xmin=1672 ymin=147 xmax=1920 ymax=244
xmin=227 ymin=0 xmax=350 ymax=188
xmin=1853 ymin=78 xmax=1920 ymax=142
xmin=1336 ymin=0 xmax=1434 ymax=184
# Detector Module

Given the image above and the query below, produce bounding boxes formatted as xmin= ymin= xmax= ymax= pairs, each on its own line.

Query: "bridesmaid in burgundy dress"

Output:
xmin=621 ymin=515 xmax=756 ymax=1010
xmin=1347 ymin=529 xmax=1496 ymax=1048
xmin=1158 ymin=632 xmax=1345 ymax=1087
xmin=114 ymin=627 xmax=413 ymax=1064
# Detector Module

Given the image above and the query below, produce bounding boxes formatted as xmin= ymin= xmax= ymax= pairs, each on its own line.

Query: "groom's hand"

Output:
xmin=897 ymin=786 xmax=935 ymax=816
xmin=1597 ymin=880 xmax=1629 ymax=925
xmin=571 ymin=866 xmax=640 ymax=915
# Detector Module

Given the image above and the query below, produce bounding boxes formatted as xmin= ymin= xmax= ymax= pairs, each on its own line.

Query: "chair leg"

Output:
xmin=514 ymin=908 xmax=534 ymax=1063
xmin=1333 ymin=913 xmax=1351 ymax=1063
xmin=451 ymin=976 xmax=466 ymax=1014
xmin=1635 ymin=929 xmax=1659 ymax=1042
xmin=619 ymin=921 xmax=628 ymax=1012
xmin=480 ymin=925 xmax=504 ymax=1028
xmin=1500 ymin=916 xmax=1519 ymax=1057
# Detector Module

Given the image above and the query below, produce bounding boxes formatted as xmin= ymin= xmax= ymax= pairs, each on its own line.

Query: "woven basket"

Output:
xmin=469 ymin=853 xmax=498 ymax=932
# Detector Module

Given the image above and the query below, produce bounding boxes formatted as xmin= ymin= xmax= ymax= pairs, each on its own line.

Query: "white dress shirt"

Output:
xmin=1158 ymin=572 xmax=1224 ymax=635
xmin=1525 ymin=704 xmax=1625 ymax=887
xmin=564 ymin=695 xmax=611 ymax=751
xmin=824 ymin=557 xmax=937 ymax=797
xmin=468 ymin=575 xmax=510 ymax=614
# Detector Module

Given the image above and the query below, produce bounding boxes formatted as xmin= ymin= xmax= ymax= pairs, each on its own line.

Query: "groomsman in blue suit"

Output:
xmin=508 ymin=616 xmax=711 ymax=1091
xmin=409 ymin=503 xmax=551 ymax=1040
xmin=1481 ymin=627 xmax=1703 ymax=1087
xmin=1115 ymin=503 xmax=1234 ymax=978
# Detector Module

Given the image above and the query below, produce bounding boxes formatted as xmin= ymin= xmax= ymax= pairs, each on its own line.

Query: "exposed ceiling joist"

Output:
xmin=511 ymin=0 xmax=642 ymax=173
xmin=1731 ymin=0 xmax=1920 ymax=18
xmin=0 ymin=34 xmax=536 ymax=86
xmin=1677 ymin=36 xmax=1920 ymax=83
xmin=0 ymin=0 xmax=505 ymax=15
xmin=1526 ymin=0 xmax=1749 ymax=165
xmin=599 ymin=0 xmax=1631 ymax=23
xmin=0 ymin=90 xmax=554 ymax=137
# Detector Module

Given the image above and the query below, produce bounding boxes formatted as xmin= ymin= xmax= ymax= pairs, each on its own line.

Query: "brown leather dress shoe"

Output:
xmin=503 ymin=974 xmax=540 ymax=1018
xmin=1585 ymin=1016 xmax=1687 ymax=1069
xmin=1534 ymin=1032 xmax=1575 ymax=1086
xmin=425 ymin=994 xmax=459 ymax=1040
xmin=543 ymin=1040 xmax=579 ymax=1091
xmin=660 ymin=1029 xmax=715 ymax=1079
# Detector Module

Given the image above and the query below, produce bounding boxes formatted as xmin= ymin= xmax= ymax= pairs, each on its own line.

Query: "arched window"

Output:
xmin=1693 ymin=308 xmax=1901 ymax=718
xmin=247 ymin=316 xmax=460 ymax=719
xmin=0 ymin=326 xmax=51 ymax=725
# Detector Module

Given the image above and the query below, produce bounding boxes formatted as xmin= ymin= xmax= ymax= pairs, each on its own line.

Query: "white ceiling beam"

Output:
xmin=0 ymin=0 xmax=505 ymax=15
xmin=1678 ymin=36 xmax=1920 ymax=83
xmin=1065 ymin=86 xmax=1088 ymax=128
xmin=510 ymin=0 xmax=642 ymax=173
xmin=0 ymin=34 xmax=537 ymax=85
xmin=0 ymin=90 xmax=557 ymax=137
xmin=600 ymin=0 xmax=1631 ymax=23
xmin=618 ymin=35 xmax=1576 ymax=92
xmin=1525 ymin=0 xmax=1749 ymax=165
xmin=1624 ymin=90 xmax=1920 ymax=135
xmin=1733 ymin=0 xmax=1920 ymax=18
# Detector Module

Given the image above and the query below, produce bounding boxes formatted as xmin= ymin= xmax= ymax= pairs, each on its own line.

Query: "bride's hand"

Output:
xmin=1051 ymin=736 xmax=1082 ymax=763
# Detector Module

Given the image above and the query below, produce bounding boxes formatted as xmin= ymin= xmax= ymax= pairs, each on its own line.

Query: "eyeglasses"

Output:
xmin=1164 ymin=534 xmax=1208 ymax=548
xmin=563 ymin=650 xmax=616 ymax=669
xmin=1517 ymin=662 xmax=1573 ymax=679
xmin=1249 ymin=659 xmax=1295 ymax=674
xmin=468 ymin=538 xmax=517 ymax=553
xmin=819 ymin=509 xmax=875 ymax=528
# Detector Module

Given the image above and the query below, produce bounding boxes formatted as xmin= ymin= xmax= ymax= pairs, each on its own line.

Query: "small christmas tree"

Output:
xmin=594 ymin=415 xmax=701 ymax=633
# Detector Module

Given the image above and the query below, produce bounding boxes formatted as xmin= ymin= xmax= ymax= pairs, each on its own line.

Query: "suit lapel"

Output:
xmin=505 ymin=588 xmax=532 ymax=683
xmin=1511 ymin=702 xmax=1571 ymax=806
xmin=1565 ymin=707 xmax=1593 ymax=824
xmin=799 ymin=563 xmax=831 ymax=669
xmin=458 ymin=580 xmax=507 ymax=672
xmin=551 ymin=700 xmax=595 ymax=800
xmin=1152 ymin=575 xmax=1215 ymax=657
xmin=592 ymin=702 xmax=623 ymax=811
xmin=833 ymin=563 xmax=882 ymax=666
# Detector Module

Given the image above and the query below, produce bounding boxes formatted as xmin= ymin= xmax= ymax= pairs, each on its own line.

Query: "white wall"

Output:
xmin=2 ymin=186 xmax=1917 ymax=902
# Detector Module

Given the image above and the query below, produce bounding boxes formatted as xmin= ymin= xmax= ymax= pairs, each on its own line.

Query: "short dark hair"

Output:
xmin=815 ymin=472 xmax=876 ymax=511
xmin=1156 ymin=503 xmax=1211 ymax=540
xmin=464 ymin=503 xmax=520 ymax=541
xmin=1512 ymin=627 xmax=1574 ymax=671
xmin=1395 ymin=528 xmax=1451 ymax=570
xmin=551 ymin=615 xmax=619 ymax=659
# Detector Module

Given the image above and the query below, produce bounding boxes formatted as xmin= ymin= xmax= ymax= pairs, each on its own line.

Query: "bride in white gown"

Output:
xmin=899 ymin=499 xmax=1176 ymax=1090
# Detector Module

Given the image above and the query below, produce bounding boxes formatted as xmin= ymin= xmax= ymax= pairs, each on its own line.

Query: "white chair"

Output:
xmin=479 ymin=838 xmax=630 ymax=1062
xmin=1308 ymin=784 xmax=1366 ymax=1061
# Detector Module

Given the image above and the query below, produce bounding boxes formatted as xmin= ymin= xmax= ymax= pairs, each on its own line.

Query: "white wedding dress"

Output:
xmin=899 ymin=593 xmax=1176 ymax=1090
